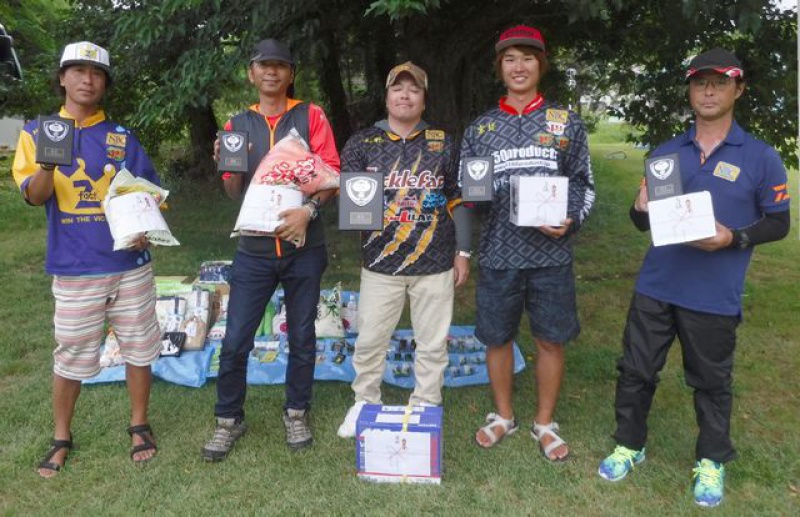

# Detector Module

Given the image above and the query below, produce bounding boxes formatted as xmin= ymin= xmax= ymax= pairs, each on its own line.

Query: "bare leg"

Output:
xmin=39 ymin=374 xmax=81 ymax=478
xmin=533 ymin=338 xmax=568 ymax=460
xmin=475 ymin=342 xmax=515 ymax=446
xmin=126 ymin=363 xmax=156 ymax=462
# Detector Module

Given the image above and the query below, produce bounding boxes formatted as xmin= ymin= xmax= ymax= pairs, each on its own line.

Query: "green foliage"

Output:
xmin=366 ymin=0 xmax=442 ymax=20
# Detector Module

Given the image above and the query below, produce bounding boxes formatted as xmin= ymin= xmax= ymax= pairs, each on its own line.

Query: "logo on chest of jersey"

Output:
xmin=492 ymin=145 xmax=558 ymax=165
xmin=107 ymin=146 xmax=126 ymax=162
xmin=712 ymin=161 xmax=740 ymax=182
xmin=385 ymin=169 xmax=444 ymax=189
xmin=106 ymin=133 xmax=127 ymax=147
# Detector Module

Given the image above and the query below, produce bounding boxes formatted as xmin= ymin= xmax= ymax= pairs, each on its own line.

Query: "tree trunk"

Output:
xmin=186 ymin=104 xmax=217 ymax=179
xmin=317 ymin=22 xmax=352 ymax=149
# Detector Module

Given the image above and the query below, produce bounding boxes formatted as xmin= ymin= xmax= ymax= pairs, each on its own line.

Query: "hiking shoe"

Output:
xmin=693 ymin=459 xmax=725 ymax=508
xmin=598 ymin=445 xmax=646 ymax=481
xmin=201 ymin=417 xmax=247 ymax=462
xmin=337 ymin=401 xmax=367 ymax=439
xmin=283 ymin=409 xmax=313 ymax=450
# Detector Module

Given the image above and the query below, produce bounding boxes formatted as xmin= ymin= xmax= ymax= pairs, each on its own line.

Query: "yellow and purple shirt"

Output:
xmin=12 ymin=108 xmax=159 ymax=276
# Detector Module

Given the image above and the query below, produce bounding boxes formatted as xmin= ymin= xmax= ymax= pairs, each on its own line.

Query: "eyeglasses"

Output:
xmin=689 ymin=76 xmax=733 ymax=91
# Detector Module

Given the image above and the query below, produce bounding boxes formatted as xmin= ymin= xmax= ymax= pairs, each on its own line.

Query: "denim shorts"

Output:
xmin=475 ymin=265 xmax=580 ymax=346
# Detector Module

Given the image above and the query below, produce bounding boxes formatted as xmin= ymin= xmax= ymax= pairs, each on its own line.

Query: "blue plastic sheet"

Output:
xmin=83 ymin=347 xmax=214 ymax=388
xmin=206 ymin=325 xmax=525 ymax=388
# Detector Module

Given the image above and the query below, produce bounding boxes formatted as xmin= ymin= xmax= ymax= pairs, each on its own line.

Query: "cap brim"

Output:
xmin=495 ymin=38 xmax=545 ymax=54
xmin=685 ymin=66 xmax=743 ymax=82
xmin=249 ymin=54 xmax=294 ymax=65
xmin=60 ymin=59 xmax=112 ymax=76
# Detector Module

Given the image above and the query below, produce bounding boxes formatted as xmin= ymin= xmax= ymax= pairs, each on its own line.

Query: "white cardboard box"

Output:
xmin=356 ymin=405 xmax=443 ymax=484
xmin=509 ymin=175 xmax=568 ymax=227
xmin=648 ymin=191 xmax=716 ymax=247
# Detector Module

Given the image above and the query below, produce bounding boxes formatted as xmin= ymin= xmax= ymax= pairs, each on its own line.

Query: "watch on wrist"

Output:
xmin=303 ymin=201 xmax=319 ymax=220
xmin=40 ymin=163 xmax=56 ymax=171
xmin=457 ymin=250 xmax=472 ymax=259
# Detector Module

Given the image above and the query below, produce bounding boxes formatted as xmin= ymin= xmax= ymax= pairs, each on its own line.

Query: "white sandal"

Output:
xmin=531 ymin=421 xmax=569 ymax=462
xmin=475 ymin=412 xmax=518 ymax=448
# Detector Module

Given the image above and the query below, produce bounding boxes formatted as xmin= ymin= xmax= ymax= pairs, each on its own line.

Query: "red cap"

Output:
xmin=495 ymin=25 xmax=546 ymax=54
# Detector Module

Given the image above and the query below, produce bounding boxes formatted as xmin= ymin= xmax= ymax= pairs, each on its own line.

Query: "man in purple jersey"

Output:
xmin=13 ymin=41 xmax=162 ymax=477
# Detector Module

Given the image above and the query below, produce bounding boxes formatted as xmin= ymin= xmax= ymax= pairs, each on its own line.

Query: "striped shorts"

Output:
xmin=52 ymin=263 xmax=161 ymax=380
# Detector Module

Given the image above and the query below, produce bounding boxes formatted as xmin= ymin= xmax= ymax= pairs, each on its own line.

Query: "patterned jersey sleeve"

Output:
xmin=562 ymin=113 xmax=595 ymax=231
xmin=442 ymin=133 xmax=461 ymax=203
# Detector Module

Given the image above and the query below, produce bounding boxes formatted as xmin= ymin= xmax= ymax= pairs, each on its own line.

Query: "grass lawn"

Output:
xmin=0 ymin=126 xmax=798 ymax=516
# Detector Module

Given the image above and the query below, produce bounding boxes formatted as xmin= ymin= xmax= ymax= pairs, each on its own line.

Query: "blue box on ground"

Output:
xmin=355 ymin=404 xmax=442 ymax=484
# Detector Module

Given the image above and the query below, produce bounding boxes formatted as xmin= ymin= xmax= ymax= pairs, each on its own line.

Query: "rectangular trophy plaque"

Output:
xmin=339 ymin=172 xmax=384 ymax=231
xmin=218 ymin=130 xmax=249 ymax=173
xmin=35 ymin=115 xmax=74 ymax=166
xmin=645 ymin=153 xmax=683 ymax=202
xmin=461 ymin=156 xmax=494 ymax=202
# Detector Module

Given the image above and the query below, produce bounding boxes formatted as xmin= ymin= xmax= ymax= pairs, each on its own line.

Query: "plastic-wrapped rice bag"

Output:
xmin=231 ymin=130 xmax=339 ymax=242
xmin=103 ymin=169 xmax=180 ymax=251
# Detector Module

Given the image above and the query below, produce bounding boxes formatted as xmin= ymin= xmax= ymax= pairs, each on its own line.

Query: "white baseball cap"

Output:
xmin=60 ymin=41 xmax=111 ymax=76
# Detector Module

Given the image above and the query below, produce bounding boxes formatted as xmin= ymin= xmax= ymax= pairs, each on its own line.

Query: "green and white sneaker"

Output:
xmin=598 ymin=445 xmax=646 ymax=481
xmin=693 ymin=459 xmax=725 ymax=508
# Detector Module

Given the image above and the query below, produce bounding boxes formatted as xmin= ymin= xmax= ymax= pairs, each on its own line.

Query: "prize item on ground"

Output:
xmin=316 ymin=283 xmax=345 ymax=338
xmin=198 ymin=261 xmax=232 ymax=283
xmin=648 ymin=191 xmax=716 ymax=247
xmin=103 ymin=169 xmax=179 ymax=250
xmin=509 ymin=175 xmax=568 ymax=227
xmin=356 ymin=405 xmax=443 ymax=484
xmin=160 ymin=331 xmax=186 ymax=357
xmin=98 ymin=329 xmax=124 ymax=368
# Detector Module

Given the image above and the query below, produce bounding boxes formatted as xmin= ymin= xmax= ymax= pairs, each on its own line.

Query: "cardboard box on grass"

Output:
xmin=509 ymin=175 xmax=568 ymax=227
xmin=356 ymin=404 xmax=442 ymax=484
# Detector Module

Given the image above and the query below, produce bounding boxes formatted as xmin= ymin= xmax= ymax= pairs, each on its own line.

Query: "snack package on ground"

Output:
xmin=99 ymin=329 xmax=124 ymax=368
xmin=103 ymin=168 xmax=180 ymax=250
xmin=316 ymin=282 xmax=345 ymax=338
xmin=181 ymin=288 xmax=210 ymax=350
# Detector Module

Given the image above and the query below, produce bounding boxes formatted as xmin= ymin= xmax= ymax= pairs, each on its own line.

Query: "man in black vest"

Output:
xmin=203 ymin=39 xmax=340 ymax=460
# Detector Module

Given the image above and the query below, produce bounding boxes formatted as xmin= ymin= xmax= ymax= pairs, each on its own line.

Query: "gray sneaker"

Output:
xmin=282 ymin=409 xmax=313 ymax=450
xmin=201 ymin=417 xmax=247 ymax=462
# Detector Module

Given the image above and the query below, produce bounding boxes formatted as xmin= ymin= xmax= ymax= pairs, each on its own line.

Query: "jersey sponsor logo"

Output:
xmin=363 ymin=135 xmax=385 ymax=144
xmin=55 ymin=158 xmax=115 ymax=215
xmin=425 ymin=129 xmax=445 ymax=141
xmin=477 ymin=122 xmax=497 ymax=135
xmin=712 ymin=161 xmax=740 ymax=182
xmin=537 ymin=133 xmax=554 ymax=146
xmin=106 ymin=133 xmax=127 ymax=147
xmin=387 ymin=210 xmax=434 ymax=224
xmin=385 ymin=169 xmax=445 ymax=189
xmin=107 ymin=146 xmax=126 ymax=162
xmin=772 ymin=183 xmax=791 ymax=203
xmin=648 ymin=158 xmax=675 ymax=180
xmin=546 ymin=121 xmax=565 ymax=136
xmin=222 ymin=133 xmax=243 ymax=153
xmin=345 ymin=176 xmax=379 ymax=207
xmin=42 ymin=120 xmax=70 ymax=142
xmin=546 ymin=109 xmax=569 ymax=124
xmin=492 ymin=145 xmax=558 ymax=167
xmin=556 ymin=136 xmax=570 ymax=150
xmin=427 ymin=141 xmax=444 ymax=153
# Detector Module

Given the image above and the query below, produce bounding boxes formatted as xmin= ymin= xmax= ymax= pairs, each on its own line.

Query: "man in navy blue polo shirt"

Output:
xmin=597 ymin=48 xmax=791 ymax=507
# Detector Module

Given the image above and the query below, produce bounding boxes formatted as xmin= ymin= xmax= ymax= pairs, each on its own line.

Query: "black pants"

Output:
xmin=215 ymin=246 xmax=327 ymax=420
xmin=613 ymin=292 xmax=739 ymax=463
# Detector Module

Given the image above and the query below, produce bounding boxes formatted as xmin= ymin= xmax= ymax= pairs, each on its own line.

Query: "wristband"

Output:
xmin=457 ymin=250 xmax=472 ymax=259
xmin=40 ymin=163 xmax=56 ymax=171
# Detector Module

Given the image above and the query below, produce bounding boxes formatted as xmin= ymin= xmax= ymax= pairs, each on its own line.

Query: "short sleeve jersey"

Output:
xmin=635 ymin=122 xmax=790 ymax=316
xmin=12 ymin=108 xmax=159 ymax=276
